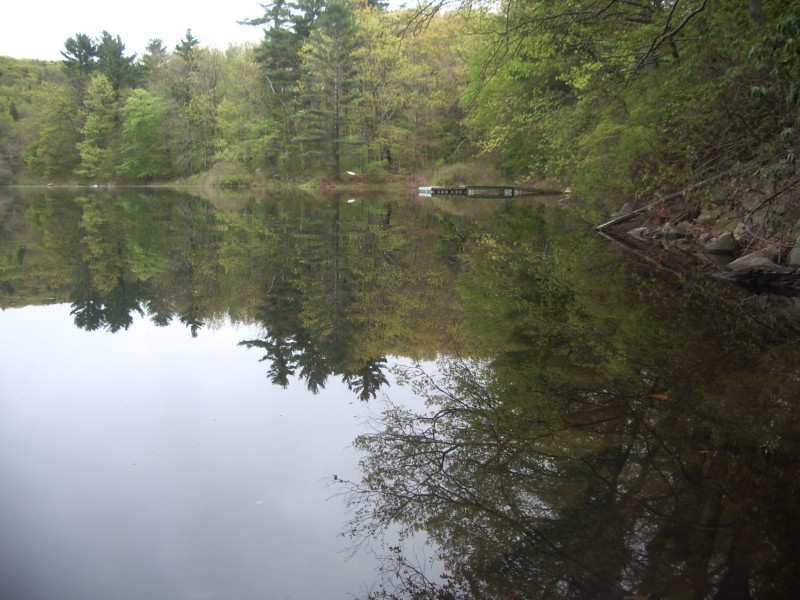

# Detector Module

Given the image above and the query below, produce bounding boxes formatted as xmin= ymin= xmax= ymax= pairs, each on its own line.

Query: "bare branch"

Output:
xmin=628 ymin=0 xmax=709 ymax=81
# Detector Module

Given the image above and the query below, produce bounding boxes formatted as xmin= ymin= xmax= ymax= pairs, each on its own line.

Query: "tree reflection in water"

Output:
xmin=343 ymin=353 xmax=800 ymax=599
xmin=4 ymin=188 xmax=800 ymax=597
xmin=341 ymin=217 xmax=800 ymax=599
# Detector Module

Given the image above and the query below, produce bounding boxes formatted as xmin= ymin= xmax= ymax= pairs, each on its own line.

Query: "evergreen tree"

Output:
xmin=140 ymin=38 xmax=169 ymax=83
xmin=243 ymin=0 xmax=334 ymax=177
xmin=96 ymin=31 xmax=138 ymax=94
xmin=298 ymin=0 xmax=360 ymax=179
xmin=175 ymin=29 xmax=200 ymax=65
xmin=61 ymin=33 xmax=97 ymax=97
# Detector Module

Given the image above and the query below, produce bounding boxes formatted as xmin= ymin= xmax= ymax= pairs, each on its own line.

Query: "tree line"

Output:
xmin=2 ymin=0 xmax=470 ymax=184
xmin=1 ymin=0 xmax=797 ymax=211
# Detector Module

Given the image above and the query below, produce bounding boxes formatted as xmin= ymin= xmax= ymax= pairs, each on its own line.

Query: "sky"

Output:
xmin=0 ymin=1 xmax=269 ymax=61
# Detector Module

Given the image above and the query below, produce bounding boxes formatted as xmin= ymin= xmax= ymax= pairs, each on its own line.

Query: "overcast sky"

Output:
xmin=1 ymin=1 xmax=269 ymax=61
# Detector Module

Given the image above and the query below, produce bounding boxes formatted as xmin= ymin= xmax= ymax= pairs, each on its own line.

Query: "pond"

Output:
xmin=1 ymin=187 xmax=799 ymax=599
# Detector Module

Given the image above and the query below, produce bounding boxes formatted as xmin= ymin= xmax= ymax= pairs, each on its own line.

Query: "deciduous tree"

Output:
xmin=118 ymin=89 xmax=173 ymax=181
xmin=76 ymin=73 xmax=120 ymax=180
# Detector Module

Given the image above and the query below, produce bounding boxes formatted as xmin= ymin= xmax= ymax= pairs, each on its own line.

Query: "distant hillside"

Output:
xmin=0 ymin=56 xmax=63 ymax=183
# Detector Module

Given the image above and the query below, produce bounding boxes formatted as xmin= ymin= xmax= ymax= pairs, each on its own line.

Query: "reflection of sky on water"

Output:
xmin=0 ymin=304 xmax=425 ymax=600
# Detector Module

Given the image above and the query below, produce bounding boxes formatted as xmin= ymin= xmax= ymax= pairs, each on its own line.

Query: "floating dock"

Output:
xmin=418 ymin=185 xmax=557 ymax=198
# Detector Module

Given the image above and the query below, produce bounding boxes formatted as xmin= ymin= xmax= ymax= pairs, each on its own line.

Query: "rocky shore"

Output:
xmin=598 ymin=185 xmax=800 ymax=296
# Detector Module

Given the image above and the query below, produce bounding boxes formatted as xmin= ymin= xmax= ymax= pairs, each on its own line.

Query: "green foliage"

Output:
xmin=432 ymin=159 xmax=503 ymax=186
xmin=24 ymin=81 xmax=82 ymax=178
xmin=117 ymin=89 xmax=173 ymax=181
xmin=459 ymin=0 xmax=800 ymax=211
xmin=297 ymin=0 xmax=361 ymax=179
xmin=362 ymin=159 xmax=388 ymax=182
xmin=748 ymin=2 xmax=800 ymax=162
xmin=572 ymin=121 xmax=662 ymax=209
xmin=6 ymin=3 xmax=475 ymax=183
xmin=174 ymin=29 xmax=200 ymax=62
xmin=139 ymin=38 xmax=169 ymax=84
xmin=76 ymin=73 xmax=120 ymax=180
xmin=95 ymin=31 xmax=139 ymax=93
xmin=61 ymin=33 xmax=97 ymax=96
xmin=11 ymin=0 xmax=795 ymax=195
xmin=0 ymin=57 xmax=64 ymax=181
xmin=213 ymin=49 xmax=282 ymax=173
xmin=218 ymin=175 xmax=252 ymax=187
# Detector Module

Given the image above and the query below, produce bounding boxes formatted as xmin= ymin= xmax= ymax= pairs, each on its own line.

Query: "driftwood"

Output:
xmin=596 ymin=172 xmax=727 ymax=231
xmin=596 ymin=230 xmax=689 ymax=278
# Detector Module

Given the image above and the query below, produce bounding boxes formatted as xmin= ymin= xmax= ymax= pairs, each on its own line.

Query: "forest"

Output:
xmin=0 ymin=0 xmax=798 ymax=214
xmin=3 ymin=4 xmax=800 ymax=594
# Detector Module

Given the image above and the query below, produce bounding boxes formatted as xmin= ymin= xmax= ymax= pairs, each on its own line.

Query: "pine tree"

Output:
xmin=61 ymin=33 xmax=97 ymax=98
xmin=96 ymin=31 xmax=138 ymax=94
xmin=298 ymin=0 xmax=360 ymax=179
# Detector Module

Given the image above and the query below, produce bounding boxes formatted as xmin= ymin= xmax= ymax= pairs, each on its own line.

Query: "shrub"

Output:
xmin=432 ymin=160 xmax=503 ymax=186
xmin=362 ymin=160 xmax=389 ymax=183
xmin=573 ymin=123 xmax=662 ymax=211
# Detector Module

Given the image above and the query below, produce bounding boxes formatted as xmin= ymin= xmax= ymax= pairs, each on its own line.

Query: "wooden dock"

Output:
xmin=418 ymin=185 xmax=558 ymax=198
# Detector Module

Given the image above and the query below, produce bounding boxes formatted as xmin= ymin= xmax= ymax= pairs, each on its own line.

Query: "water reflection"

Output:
xmin=2 ymin=187 xmax=800 ymax=598
xmin=341 ymin=210 xmax=800 ymax=599
xmin=0 ymin=305 xmax=384 ymax=600
xmin=2 ymin=187 xmax=457 ymax=398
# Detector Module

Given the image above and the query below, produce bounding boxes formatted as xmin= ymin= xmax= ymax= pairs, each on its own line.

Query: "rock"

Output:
xmin=726 ymin=253 xmax=795 ymax=273
xmin=662 ymin=222 xmax=690 ymax=241
xmin=696 ymin=207 xmax=722 ymax=225
xmin=627 ymin=227 xmax=651 ymax=240
xmin=698 ymin=232 xmax=712 ymax=244
xmin=704 ymin=232 xmax=738 ymax=254
xmin=702 ymin=251 xmax=734 ymax=270
xmin=668 ymin=238 xmax=692 ymax=250
xmin=750 ymin=249 xmax=778 ymax=262
xmin=709 ymin=207 xmax=741 ymax=236
xmin=733 ymin=221 xmax=755 ymax=245
xmin=614 ymin=202 xmax=634 ymax=217
xmin=787 ymin=237 xmax=800 ymax=268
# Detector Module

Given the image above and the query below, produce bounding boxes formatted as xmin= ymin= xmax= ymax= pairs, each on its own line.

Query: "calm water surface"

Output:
xmin=1 ymin=187 xmax=799 ymax=599
xmin=0 ymin=305 xmax=393 ymax=600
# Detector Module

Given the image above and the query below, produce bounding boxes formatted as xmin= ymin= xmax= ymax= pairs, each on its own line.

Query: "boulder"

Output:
xmin=733 ymin=221 xmax=757 ymax=245
xmin=750 ymin=249 xmax=778 ymax=262
xmin=661 ymin=222 xmax=691 ymax=241
xmin=627 ymin=227 xmax=651 ymax=240
xmin=704 ymin=232 xmax=738 ymax=254
xmin=726 ymin=253 xmax=795 ymax=273
xmin=787 ymin=237 xmax=800 ymax=268
xmin=696 ymin=207 xmax=722 ymax=225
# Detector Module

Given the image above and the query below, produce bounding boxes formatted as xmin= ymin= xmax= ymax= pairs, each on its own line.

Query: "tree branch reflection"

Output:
xmin=341 ymin=354 xmax=800 ymax=599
